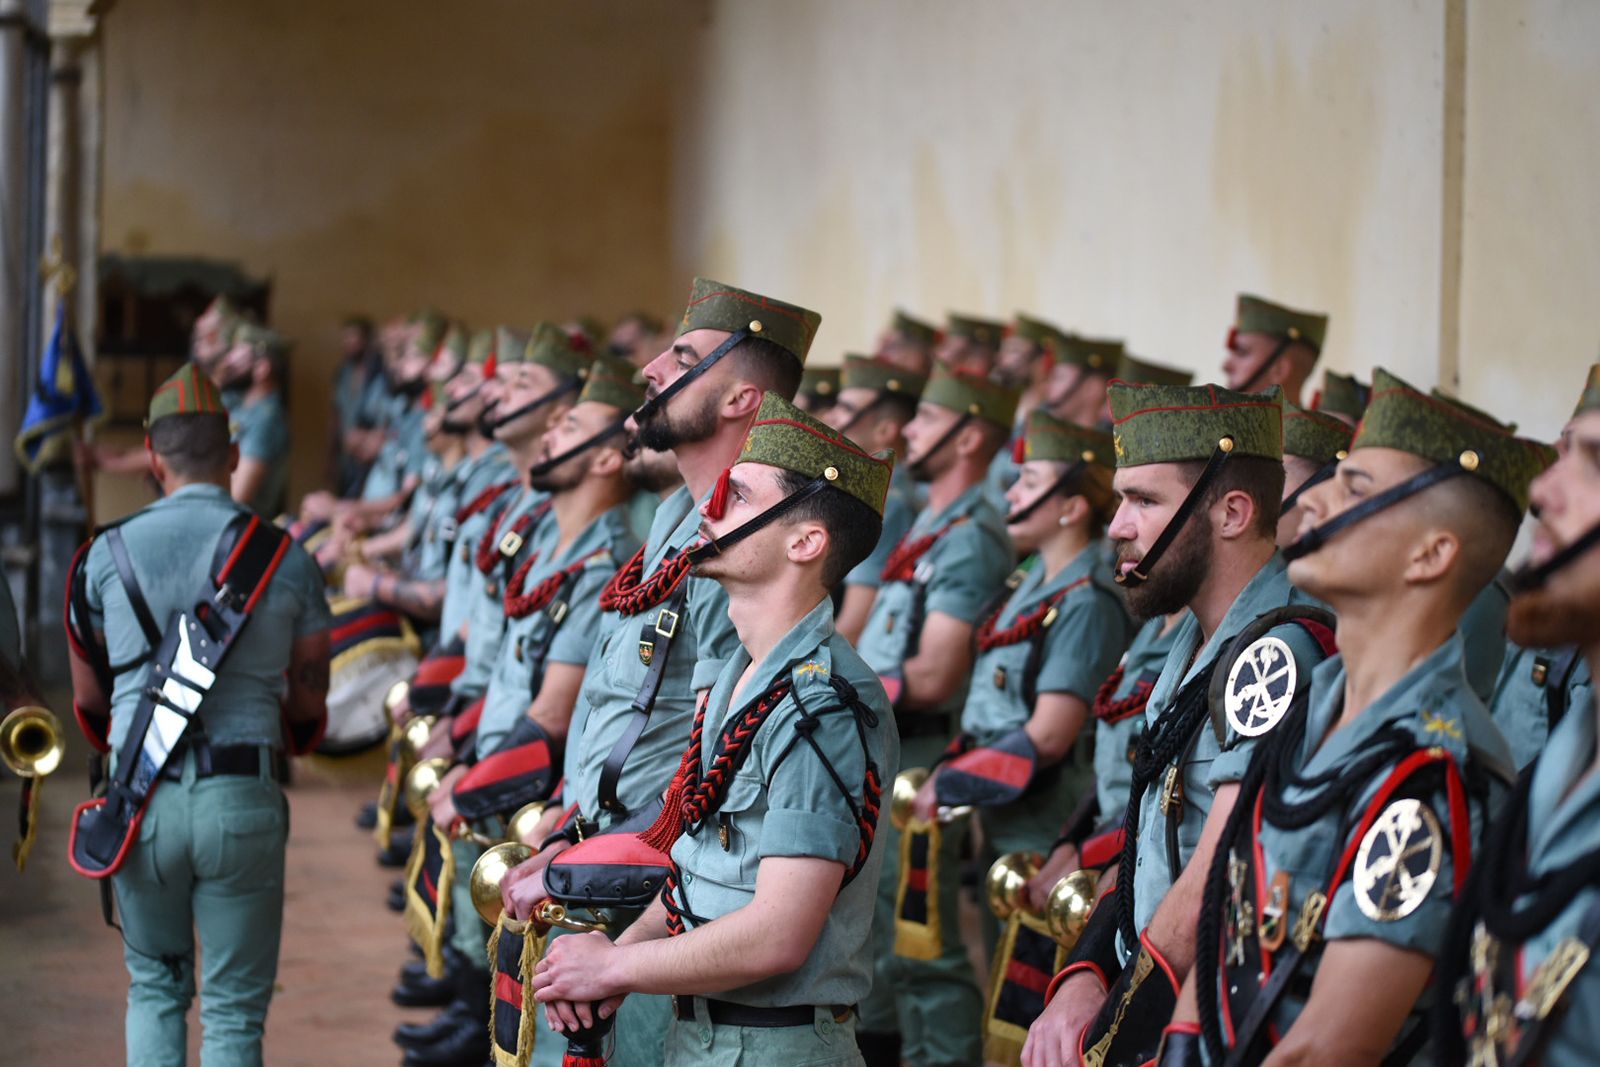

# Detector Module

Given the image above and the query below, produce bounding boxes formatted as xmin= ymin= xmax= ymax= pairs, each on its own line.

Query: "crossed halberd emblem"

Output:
xmin=1224 ymin=635 xmax=1297 ymax=737
xmin=1354 ymin=798 xmax=1443 ymax=922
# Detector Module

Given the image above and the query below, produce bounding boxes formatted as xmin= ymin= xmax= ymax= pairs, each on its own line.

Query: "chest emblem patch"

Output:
xmin=1223 ymin=635 xmax=1297 ymax=737
xmin=1354 ymin=798 xmax=1442 ymax=922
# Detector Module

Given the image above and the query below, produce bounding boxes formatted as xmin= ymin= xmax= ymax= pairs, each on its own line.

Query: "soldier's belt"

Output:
xmin=894 ymin=710 xmax=954 ymax=739
xmin=671 ymin=996 xmax=854 ymax=1028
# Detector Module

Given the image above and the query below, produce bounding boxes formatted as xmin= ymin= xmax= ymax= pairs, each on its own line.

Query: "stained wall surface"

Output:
xmin=100 ymin=0 xmax=695 ymax=506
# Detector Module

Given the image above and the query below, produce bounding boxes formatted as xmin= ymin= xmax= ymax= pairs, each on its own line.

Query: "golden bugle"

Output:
xmin=984 ymin=851 xmax=1100 ymax=950
xmin=468 ymin=836 xmax=609 ymax=936
xmin=890 ymin=767 xmax=973 ymax=832
xmin=0 ymin=706 xmax=64 ymax=778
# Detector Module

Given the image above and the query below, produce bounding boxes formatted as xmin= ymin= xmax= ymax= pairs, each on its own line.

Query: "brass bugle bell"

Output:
xmin=469 ymin=840 xmax=610 ymax=935
xmin=890 ymin=767 xmax=974 ymax=832
xmin=399 ymin=714 xmax=438 ymax=765
xmin=1045 ymin=868 xmax=1100 ymax=950
xmin=403 ymin=757 xmax=451 ymax=819
xmin=383 ymin=679 xmax=410 ymax=721
xmin=0 ymin=707 xmax=64 ymax=778
xmin=985 ymin=851 xmax=1043 ymax=921
xmin=505 ymin=800 xmax=550 ymax=845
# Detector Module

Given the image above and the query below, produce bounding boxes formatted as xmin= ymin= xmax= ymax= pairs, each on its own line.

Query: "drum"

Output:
xmin=322 ymin=594 xmax=422 ymax=754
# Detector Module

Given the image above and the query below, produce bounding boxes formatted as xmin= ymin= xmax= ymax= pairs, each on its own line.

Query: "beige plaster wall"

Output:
xmin=673 ymin=0 xmax=1452 ymax=393
xmin=98 ymin=0 xmax=694 ymax=510
xmin=1457 ymin=0 xmax=1600 ymax=441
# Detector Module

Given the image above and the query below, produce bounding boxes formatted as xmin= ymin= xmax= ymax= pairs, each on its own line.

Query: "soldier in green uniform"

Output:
xmin=796 ymin=365 xmax=841 ymax=418
xmin=394 ymin=358 xmax=645 ymax=1067
xmin=500 ymin=278 xmax=817 ymax=1066
xmin=531 ymin=391 xmax=898 ymax=1067
xmin=876 ymin=309 xmax=939 ymax=377
xmin=210 ymin=324 xmax=293 ymax=517
xmin=986 ymin=314 xmax=1066 ymax=504
xmin=1024 ymin=381 xmax=1333 ymax=1067
xmin=1436 ymin=363 xmax=1600 ymax=1067
xmin=1277 ymin=403 xmax=1353 ymax=548
xmin=820 ymin=354 xmax=927 ymax=643
xmin=1157 ymin=366 xmax=1543 ymax=1066
xmin=1220 ymin=294 xmax=1327 ymax=407
xmin=935 ymin=312 xmax=1005 ymax=376
xmin=64 ymin=364 xmax=331 ymax=1067
xmin=915 ymin=411 xmax=1130 ymax=883
xmin=853 ymin=365 xmax=1016 ymax=1067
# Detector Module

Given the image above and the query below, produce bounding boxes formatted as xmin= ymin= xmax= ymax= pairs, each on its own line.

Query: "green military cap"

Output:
xmin=678 ymin=276 xmax=822 ymax=365
xmin=234 ymin=323 xmax=291 ymax=359
xmin=1573 ymin=364 xmax=1600 ymax=417
xmin=1234 ymin=294 xmax=1328 ymax=351
xmin=891 ymin=309 xmax=939 ymax=347
xmin=493 ymin=326 xmax=528 ymax=368
xmin=1012 ymin=313 xmax=1062 ymax=347
xmin=466 ymin=328 xmax=495 ymax=367
xmin=1022 ymin=410 xmax=1114 ymax=469
xmin=1314 ymin=370 xmax=1370 ymax=421
xmin=799 ymin=366 xmax=841 ymax=400
xmin=1353 ymin=368 xmax=1554 ymax=514
xmin=1283 ymin=402 xmax=1353 ymax=463
xmin=148 ymin=363 xmax=226 ymax=425
xmin=410 ymin=308 xmax=448 ymax=354
xmin=736 ymin=392 xmax=894 ymax=515
xmin=841 ymin=354 xmax=927 ymax=399
xmin=922 ymin=365 xmax=1021 ymax=429
xmin=574 ymin=316 xmax=606 ymax=346
xmin=1116 ymin=354 xmax=1193 ymax=388
xmin=1052 ymin=334 xmax=1124 ymax=373
xmin=522 ymin=322 xmax=588 ymax=380
xmin=1109 ymin=382 xmax=1284 ymax=466
xmin=945 ymin=312 xmax=1005 ymax=348
xmin=578 ymin=354 xmax=646 ymax=412
xmin=435 ymin=324 xmax=468 ymax=367
xmin=1430 ymin=387 xmax=1518 ymax=434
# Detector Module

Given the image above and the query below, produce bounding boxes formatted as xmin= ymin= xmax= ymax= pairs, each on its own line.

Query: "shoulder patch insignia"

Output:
xmin=1354 ymin=798 xmax=1442 ymax=922
xmin=1224 ymin=635 xmax=1298 ymax=737
xmin=795 ymin=660 xmax=830 ymax=679
xmin=1418 ymin=709 xmax=1463 ymax=740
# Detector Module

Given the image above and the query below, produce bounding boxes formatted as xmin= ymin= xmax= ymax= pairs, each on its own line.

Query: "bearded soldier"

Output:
xmin=64 ymin=364 xmax=331 ymax=1066
xmin=500 ymin=278 xmax=817 ymax=1066
xmin=1024 ymin=382 xmax=1334 ymax=1067
xmin=1159 ymin=367 xmax=1539 ymax=1064
xmin=531 ymin=392 xmax=897 ymax=1067
xmin=1435 ymin=364 xmax=1600 ymax=1067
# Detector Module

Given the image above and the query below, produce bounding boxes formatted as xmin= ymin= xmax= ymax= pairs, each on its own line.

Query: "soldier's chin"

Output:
xmin=1506 ymin=584 xmax=1600 ymax=649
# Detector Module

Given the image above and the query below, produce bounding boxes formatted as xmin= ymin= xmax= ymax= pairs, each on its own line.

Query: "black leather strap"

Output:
xmin=1117 ymin=443 xmax=1233 ymax=588
xmin=672 ymin=996 xmax=852 ymax=1028
xmin=1283 ymin=462 xmax=1469 ymax=562
xmin=522 ymin=568 xmax=587 ymax=700
xmin=104 ymin=528 xmax=161 ymax=650
xmin=1006 ymin=460 xmax=1087 ymax=527
xmin=159 ymin=743 xmax=285 ymax=783
xmin=488 ymin=376 xmax=584 ymax=431
xmin=687 ymin=476 xmax=833 ymax=563
xmin=1280 ymin=453 xmax=1342 ymax=514
xmin=908 ymin=413 xmax=971 ymax=477
xmin=1511 ymin=520 xmax=1600 ymax=593
xmin=525 ymin=419 xmax=627 ymax=480
xmin=597 ymin=576 xmax=690 ymax=815
xmin=629 ymin=328 xmax=752 ymax=426
xmin=1234 ymin=335 xmax=1298 ymax=395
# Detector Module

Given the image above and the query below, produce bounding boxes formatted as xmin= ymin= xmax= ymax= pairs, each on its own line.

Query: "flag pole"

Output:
xmin=38 ymin=238 xmax=93 ymax=534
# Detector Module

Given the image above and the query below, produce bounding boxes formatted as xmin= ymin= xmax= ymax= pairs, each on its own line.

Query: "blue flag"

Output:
xmin=14 ymin=302 xmax=103 ymax=473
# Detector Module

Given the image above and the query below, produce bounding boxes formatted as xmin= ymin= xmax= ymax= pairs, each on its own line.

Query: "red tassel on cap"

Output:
xmin=1011 ymin=435 xmax=1027 ymax=464
xmin=707 ymin=467 xmax=732 ymax=521
xmin=483 ymin=352 xmax=498 ymax=379
xmin=420 ymin=386 xmax=435 ymax=411
xmin=1225 ymin=327 xmax=1239 ymax=352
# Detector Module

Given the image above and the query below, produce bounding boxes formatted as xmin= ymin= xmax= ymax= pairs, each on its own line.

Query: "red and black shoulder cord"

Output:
xmin=1092 ymin=665 xmax=1153 ymax=725
xmin=1194 ymin=703 xmax=1485 ymax=1065
xmin=1430 ymin=765 xmax=1600 ymax=1064
xmin=598 ymin=543 xmax=693 ymax=617
xmin=504 ymin=548 xmax=611 ymax=620
xmin=635 ymin=670 xmax=884 ymax=936
xmin=878 ymin=518 xmax=966 ymax=585
xmin=474 ymin=497 xmax=551 ymax=578
xmin=455 ymin=479 xmax=517 ymax=527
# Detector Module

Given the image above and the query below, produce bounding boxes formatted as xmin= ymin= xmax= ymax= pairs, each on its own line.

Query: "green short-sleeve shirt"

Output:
xmin=230 ymin=391 xmax=290 ymax=516
xmin=669 ymin=597 xmax=898 ymax=1008
xmin=564 ymin=486 xmax=741 ymax=826
xmin=1488 ymin=642 xmax=1592 ymax=771
xmin=437 ymin=448 xmax=516 ymax=640
xmin=1093 ymin=614 xmax=1185 ymax=824
xmin=846 ymin=464 xmax=922 ymax=591
xmin=1129 ymin=555 xmax=1330 ymax=939
xmin=450 ymin=489 xmax=558 ymax=704
xmin=473 ymin=507 xmax=639 ymax=756
xmin=76 ymin=484 xmax=330 ymax=748
xmin=1458 ymin=573 xmax=1511 ymax=704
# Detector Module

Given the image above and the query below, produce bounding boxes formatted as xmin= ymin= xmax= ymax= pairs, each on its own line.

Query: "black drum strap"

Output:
xmin=597 ymin=577 xmax=691 ymax=817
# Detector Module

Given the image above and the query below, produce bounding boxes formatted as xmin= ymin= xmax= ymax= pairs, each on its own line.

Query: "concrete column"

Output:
xmin=40 ymin=32 xmax=80 ymax=336
xmin=73 ymin=28 xmax=97 ymax=363
xmin=0 ymin=0 xmax=36 ymax=499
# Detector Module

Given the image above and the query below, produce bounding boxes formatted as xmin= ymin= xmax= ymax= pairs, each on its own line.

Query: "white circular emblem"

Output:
xmin=1353 ymin=798 xmax=1443 ymax=922
xmin=1223 ymin=636 xmax=1297 ymax=737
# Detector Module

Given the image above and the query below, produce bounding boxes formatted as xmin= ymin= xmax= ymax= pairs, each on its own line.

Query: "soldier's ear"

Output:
xmin=1404 ymin=526 xmax=1460 ymax=586
xmin=786 ymin=519 xmax=828 ymax=569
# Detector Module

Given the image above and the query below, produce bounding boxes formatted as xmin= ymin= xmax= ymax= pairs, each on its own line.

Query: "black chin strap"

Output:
xmin=443 ymin=381 xmax=483 ymax=414
xmin=1235 ymin=335 xmax=1297 ymax=394
xmin=1279 ymin=453 xmax=1344 ymax=515
xmin=837 ymin=391 xmax=890 ymax=436
xmin=687 ymin=477 xmax=832 ymax=564
xmin=1282 ymin=462 xmax=1469 ymax=563
xmin=488 ymin=377 xmax=583 ymax=431
xmin=1510 ymin=521 xmax=1600 ymax=593
xmin=1006 ymin=460 xmax=1087 ymax=526
xmin=525 ymin=419 xmax=628 ymax=479
xmin=1116 ymin=442 xmax=1234 ymax=587
xmin=630 ymin=328 xmax=752 ymax=425
xmin=910 ymin=413 xmax=972 ymax=477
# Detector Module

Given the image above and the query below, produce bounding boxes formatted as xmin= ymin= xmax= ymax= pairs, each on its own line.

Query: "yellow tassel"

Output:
xmin=11 ymin=777 xmax=39 ymax=872
xmin=403 ymin=820 xmax=455 ymax=978
xmin=893 ymin=818 xmax=943 ymax=960
xmin=486 ymin=916 xmax=546 ymax=1067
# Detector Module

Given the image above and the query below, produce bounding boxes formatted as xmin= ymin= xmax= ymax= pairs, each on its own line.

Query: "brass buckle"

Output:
xmin=1291 ymin=890 xmax=1327 ymax=952
xmin=547 ymin=601 xmax=569 ymax=625
xmin=655 ymin=608 xmax=680 ymax=639
xmin=499 ymin=530 xmax=524 ymax=558
xmin=1159 ymin=765 xmax=1183 ymax=815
